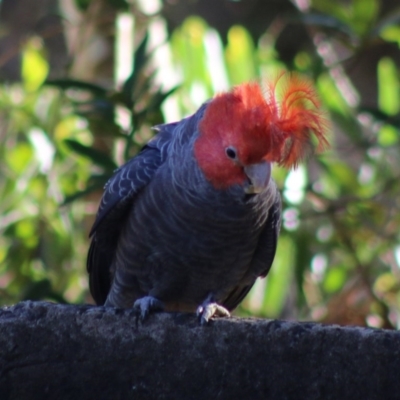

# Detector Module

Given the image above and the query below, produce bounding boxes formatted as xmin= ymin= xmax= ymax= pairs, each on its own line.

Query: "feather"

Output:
xmin=265 ymin=72 xmax=329 ymax=168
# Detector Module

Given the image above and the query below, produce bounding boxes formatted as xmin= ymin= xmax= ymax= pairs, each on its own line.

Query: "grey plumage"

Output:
xmin=87 ymin=105 xmax=281 ymax=320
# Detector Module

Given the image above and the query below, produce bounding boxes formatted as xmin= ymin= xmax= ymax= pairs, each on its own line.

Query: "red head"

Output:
xmin=194 ymin=73 xmax=329 ymax=190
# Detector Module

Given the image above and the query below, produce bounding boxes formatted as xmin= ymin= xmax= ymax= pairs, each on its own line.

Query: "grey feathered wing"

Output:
xmin=222 ymin=191 xmax=282 ymax=311
xmin=87 ymin=124 xmax=175 ymax=305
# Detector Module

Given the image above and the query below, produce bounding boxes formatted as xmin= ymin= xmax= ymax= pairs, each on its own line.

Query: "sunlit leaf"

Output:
xmin=323 ymin=266 xmax=347 ymax=293
xmin=225 ymin=25 xmax=257 ymax=85
xmin=352 ymin=0 xmax=379 ymax=35
xmin=54 ymin=116 xmax=85 ymax=142
xmin=5 ymin=143 xmax=34 ymax=174
xmin=378 ymin=24 xmax=400 ymax=46
xmin=377 ymin=57 xmax=399 ymax=116
xmin=15 ymin=219 xmax=36 ymax=240
xmin=171 ymin=16 xmax=211 ymax=98
xmin=22 ymin=38 xmax=49 ymax=92
xmin=378 ymin=125 xmax=399 ymax=147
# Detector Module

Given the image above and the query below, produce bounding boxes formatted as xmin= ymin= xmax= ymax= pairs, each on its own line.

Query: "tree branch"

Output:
xmin=0 ymin=301 xmax=399 ymax=400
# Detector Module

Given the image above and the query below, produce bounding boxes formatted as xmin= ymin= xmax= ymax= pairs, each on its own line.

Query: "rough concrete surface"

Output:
xmin=0 ymin=301 xmax=399 ymax=400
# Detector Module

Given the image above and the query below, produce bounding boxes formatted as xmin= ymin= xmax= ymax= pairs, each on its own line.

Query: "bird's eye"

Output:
xmin=225 ymin=147 xmax=237 ymax=160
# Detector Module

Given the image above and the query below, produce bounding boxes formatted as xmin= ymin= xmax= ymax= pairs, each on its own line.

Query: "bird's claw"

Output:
xmin=133 ymin=296 xmax=164 ymax=320
xmin=196 ymin=301 xmax=230 ymax=325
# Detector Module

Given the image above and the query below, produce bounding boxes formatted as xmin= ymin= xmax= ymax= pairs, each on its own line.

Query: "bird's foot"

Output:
xmin=196 ymin=299 xmax=230 ymax=325
xmin=133 ymin=296 xmax=164 ymax=320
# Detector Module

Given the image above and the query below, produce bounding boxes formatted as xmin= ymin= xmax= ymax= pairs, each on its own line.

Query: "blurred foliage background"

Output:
xmin=1 ymin=0 xmax=400 ymax=329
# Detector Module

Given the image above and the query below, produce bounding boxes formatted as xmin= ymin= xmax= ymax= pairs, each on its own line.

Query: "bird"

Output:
xmin=87 ymin=73 xmax=328 ymax=324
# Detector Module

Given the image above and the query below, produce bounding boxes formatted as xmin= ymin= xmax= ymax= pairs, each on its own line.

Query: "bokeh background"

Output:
xmin=1 ymin=0 xmax=400 ymax=328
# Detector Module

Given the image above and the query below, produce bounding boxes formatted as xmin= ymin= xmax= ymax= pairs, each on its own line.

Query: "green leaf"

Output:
xmin=377 ymin=57 xmax=400 ymax=116
xmin=22 ymin=39 xmax=49 ymax=92
xmin=377 ymin=22 xmax=400 ymax=45
xmin=124 ymin=87 xmax=178 ymax=160
xmin=323 ymin=266 xmax=347 ymax=293
xmin=5 ymin=143 xmax=34 ymax=174
xmin=171 ymin=17 xmax=212 ymax=96
xmin=292 ymin=231 xmax=314 ymax=309
xmin=141 ymin=86 xmax=180 ymax=115
xmin=310 ymin=0 xmax=351 ymax=26
xmin=225 ymin=25 xmax=257 ymax=84
xmin=126 ymin=70 xmax=157 ymax=107
xmin=378 ymin=125 xmax=399 ymax=147
xmin=45 ymin=79 xmax=107 ymax=96
xmin=74 ymin=0 xmax=90 ymax=11
xmin=352 ymin=0 xmax=379 ymax=35
xmin=64 ymin=139 xmax=117 ymax=170
xmin=134 ymin=33 xmax=150 ymax=75
xmin=122 ymin=33 xmax=150 ymax=108
xmin=373 ymin=8 xmax=400 ymax=40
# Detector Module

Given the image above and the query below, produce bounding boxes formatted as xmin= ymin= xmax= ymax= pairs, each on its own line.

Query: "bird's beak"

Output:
xmin=244 ymin=161 xmax=271 ymax=194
